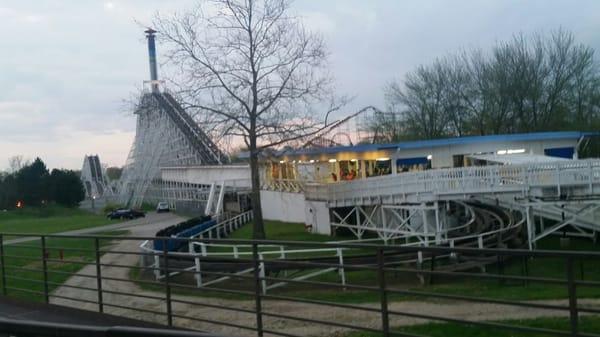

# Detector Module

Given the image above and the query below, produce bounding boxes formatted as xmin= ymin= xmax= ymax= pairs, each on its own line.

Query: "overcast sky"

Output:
xmin=1 ymin=0 xmax=599 ymax=170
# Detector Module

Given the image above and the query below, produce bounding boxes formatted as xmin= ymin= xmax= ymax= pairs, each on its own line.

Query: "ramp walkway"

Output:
xmin=305 ymin=159 xmax=600 ymax=206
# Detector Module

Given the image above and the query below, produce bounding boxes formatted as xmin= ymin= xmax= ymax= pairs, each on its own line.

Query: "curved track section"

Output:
xmin=140 ymin=203 xmax=524 ymax=289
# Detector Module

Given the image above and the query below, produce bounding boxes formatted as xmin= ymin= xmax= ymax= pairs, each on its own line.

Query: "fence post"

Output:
xmin=154 ymin=255 xmax=161 ymax=280
xmin=0 ymin=234 xmax=6 ymax=296
xmin=194 ymin=255 xmax=202 ymax=288
xmin=279 ymin=246 xmax=285 ymax=259
xmin=337 ymin=248 xmax=346 ymax=287
xmin=252 ymin=243 xmax=264 ymax=337
xmin=556 ymin=165 xmax=561 ymax=197
xmin=567 ymin=257 xmax=578 ymax=337
xmin=163 ymin=241 xmax=173 ymax=326
xmin=377 ymin=248 xmax=390 ymax=337
xmin=417 ymin=251 xmax=424 ymax=285
xmin=589 ymin=161 xmax=594 ymax=195
xmin=94 ymin=238 xmax=103 ymax=313
xmin=259 ymin=254 xmax=266 ymax=295
xmin=429 ymin=254 xmax=436 ymax=285
xmin=41 ymin=236 xmax=49 ymax=303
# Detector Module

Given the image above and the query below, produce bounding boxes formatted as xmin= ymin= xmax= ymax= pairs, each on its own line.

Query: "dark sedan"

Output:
xmin=107 ymin=209 xmax=145 ymax=220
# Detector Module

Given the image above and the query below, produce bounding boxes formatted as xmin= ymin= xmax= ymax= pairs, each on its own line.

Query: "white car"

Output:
xmin=156 ymin=202 xmax=170 ymax=213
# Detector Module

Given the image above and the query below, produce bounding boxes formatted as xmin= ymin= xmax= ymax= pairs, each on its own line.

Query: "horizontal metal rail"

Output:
xmin=1 ymin=232 xmax=599 ymax=337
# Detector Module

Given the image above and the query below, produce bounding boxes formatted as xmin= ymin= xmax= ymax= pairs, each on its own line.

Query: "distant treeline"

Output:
xmin=0 ymin=158 xmax=84 ymax=210
xmin=371 ymin=30 xmax=600 ymax=147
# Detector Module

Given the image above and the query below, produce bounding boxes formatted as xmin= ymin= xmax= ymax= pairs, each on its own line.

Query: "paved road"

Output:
xmin=4 ymin=212 xmax=184 ymax=245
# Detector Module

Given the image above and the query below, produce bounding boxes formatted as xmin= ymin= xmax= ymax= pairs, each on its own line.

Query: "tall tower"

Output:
xmin=145 ymin=28 xmax=159 ymax=92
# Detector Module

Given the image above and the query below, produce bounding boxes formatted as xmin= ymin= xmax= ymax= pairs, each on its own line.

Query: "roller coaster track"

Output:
xmin=141 ymin=203 xmax=524 ymax=289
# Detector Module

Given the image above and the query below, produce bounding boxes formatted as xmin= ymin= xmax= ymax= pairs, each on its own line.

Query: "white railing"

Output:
xmin=189 ymin=242 xmax=348 ymax=293
xmin=138 ymin=210 xmax=254 ymax=281
xmin=305 ymin=159 xmax=600 ymax=204
xmin=262 ymin=179 xmax=305 ymax=193
xmin=195 ymin=210 xmax=254 ymax=240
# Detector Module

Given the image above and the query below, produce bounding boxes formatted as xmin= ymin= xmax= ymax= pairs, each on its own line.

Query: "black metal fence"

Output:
xmin=0 ymin=317 xmax=220 ymax=337
xmin=0 ymin=232 xmax=599 ymax=337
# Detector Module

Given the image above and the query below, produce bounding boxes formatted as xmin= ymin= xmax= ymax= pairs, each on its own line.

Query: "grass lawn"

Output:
xmin=345 ymin=316 xmax=600 ymax=337
xmin=228 ymin=220 xmax=334 ymax=241
xmin=0 ymin=205 xmax=123 ymax=236
xmin=0 ymin=230 xmax=129 ymax=303
xmin=421 ymin=235 xmax=600 ymax=302
xmin=208 ymin=220 xmax=373 ymax=257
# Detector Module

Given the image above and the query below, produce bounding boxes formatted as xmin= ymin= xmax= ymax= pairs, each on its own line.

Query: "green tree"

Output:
xmin=48 ymin=169 xmax=85 ymax=207
xmin=105 ymin=167 xmax=123 ymax=181
xmin=16 ymin=158 xmax=49 ymax=207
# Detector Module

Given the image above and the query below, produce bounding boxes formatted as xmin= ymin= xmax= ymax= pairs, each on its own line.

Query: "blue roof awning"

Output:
xmin=276 ymin=131 xmax=600 ymax=158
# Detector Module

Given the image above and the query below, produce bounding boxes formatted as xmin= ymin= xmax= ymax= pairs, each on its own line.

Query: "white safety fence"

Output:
xmin=304 ymin=159 xmax=600 ymax=204
xmin=139 ymin=211 xmax=254 ymax=278
xmin=262 ymin=179 xmax=304 ymax=193
xmin=188 ymin=243 xmax=348 ymax=294
xmin=196 ymin=210 xmax=253 ymax=240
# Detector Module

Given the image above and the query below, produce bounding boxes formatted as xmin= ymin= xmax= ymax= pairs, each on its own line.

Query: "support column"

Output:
xmin=434 ymin=201 xmax=441 ymax=245
xmin=355 ymin=207 xmax=363 ymax=239
xmin=526 ymin=206 xmax=535 ymax=250
xmin=422 ymin=205 xmax=429 ymax=247
xmin=381 ymin=206 xmax=388 ymax=244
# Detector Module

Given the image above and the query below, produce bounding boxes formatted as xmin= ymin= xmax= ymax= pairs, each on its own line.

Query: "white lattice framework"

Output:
xmin=81 ymin=155 xmax=112 ymax=199
xmin=118 ymin=91 xmax=226 ymax=207
xmin=303 ymin=159 xmax=600 ymax=247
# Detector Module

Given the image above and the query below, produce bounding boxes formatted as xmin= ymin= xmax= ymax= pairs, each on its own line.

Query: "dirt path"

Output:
xmin=51 ymin=218 xmax=600 ymax=337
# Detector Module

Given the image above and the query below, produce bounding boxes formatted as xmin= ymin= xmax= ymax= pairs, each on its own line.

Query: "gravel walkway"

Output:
xmin=51 ymin=216 xmax=600 ymax=337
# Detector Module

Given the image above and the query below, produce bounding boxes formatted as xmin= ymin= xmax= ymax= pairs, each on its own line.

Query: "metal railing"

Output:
xmin=0 ymin=317 xmax=220 ymax=337
xmin=261 ymin=179 xmax=305 ymax=193
xmin=1 ymin=233 xmax=600 ymax=337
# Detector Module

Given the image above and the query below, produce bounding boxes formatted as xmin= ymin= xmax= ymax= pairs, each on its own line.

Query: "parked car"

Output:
xmin=107 ymin=208 xmax=145 ymax=220
xmin=156 ymin=202 xmax=170 ymax=213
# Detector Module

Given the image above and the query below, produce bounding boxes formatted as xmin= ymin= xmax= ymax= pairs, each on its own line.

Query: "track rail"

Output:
xmin=141 ymin=203 xmax=524 ymax=290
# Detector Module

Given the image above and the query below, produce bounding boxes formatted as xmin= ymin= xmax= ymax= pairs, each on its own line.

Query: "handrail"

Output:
xmin=1 ymin=232 xmax=598 ymax=337
xmin=303 ymin=159 xmax=600 ymax=203
xmin=0 ymin=317 xmax=221 ymax=337
xmin=5 ymin=231 xmax=600 ymax=258
xmin=139 ymin=210 xmax=253 ymax=253
xmin=193 ymin=210 xmax=253 ymax=239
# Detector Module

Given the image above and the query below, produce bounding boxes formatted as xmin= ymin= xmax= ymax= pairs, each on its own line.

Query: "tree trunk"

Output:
xmin=249 ymin=148 xmax=266 ymax=239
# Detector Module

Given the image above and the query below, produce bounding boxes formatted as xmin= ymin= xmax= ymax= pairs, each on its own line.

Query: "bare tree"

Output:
xmin=154 ymin=0 xmax=346 ymax=238
xmin=8 ymin=155 xmax=29 ymax=173
xmin=384 ymin=29 xmax=600 ymax=140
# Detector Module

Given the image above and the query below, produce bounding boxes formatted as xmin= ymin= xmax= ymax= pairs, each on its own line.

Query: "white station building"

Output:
xmin=156 ymin=131 xmax=600 ymax=246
